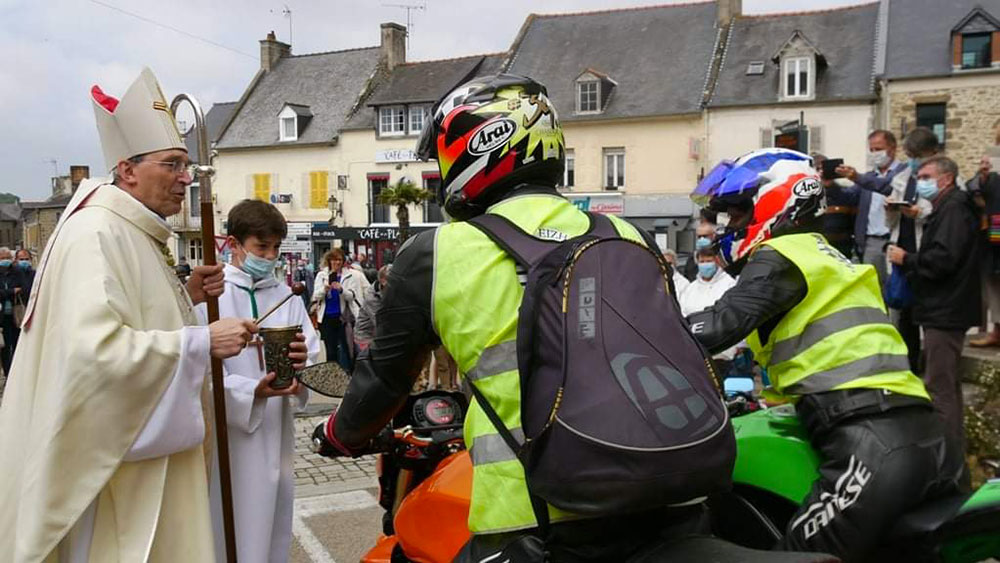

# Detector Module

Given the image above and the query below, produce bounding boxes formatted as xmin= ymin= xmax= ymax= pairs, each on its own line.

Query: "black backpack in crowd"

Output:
xmin=467 ymin=212 xmax=736 ymax=527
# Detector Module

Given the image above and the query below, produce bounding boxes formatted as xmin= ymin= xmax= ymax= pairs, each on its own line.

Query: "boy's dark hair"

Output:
xmin=696 ymin=247 xmax=718 ymax=259
xmin=227 ymin=199 xmax=287 ymax=243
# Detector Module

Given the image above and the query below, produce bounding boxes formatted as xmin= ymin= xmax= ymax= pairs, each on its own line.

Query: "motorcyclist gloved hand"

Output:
xmin=311 ymin=413 xmax=355 ymax=458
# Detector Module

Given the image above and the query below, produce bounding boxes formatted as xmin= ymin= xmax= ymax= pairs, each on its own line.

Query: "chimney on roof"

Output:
xmin=717 ymin=0 xmax=742 ymax=26
xmin=380 ymin=22 xmax=407 ymax=72
xmin=260 ymin=30 xmax=291 ymax=72
xmin=69 ymin=165 xmax=89 ymax=191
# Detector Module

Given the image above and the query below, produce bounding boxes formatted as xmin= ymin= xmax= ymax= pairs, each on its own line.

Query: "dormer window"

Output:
xmin=578 ymin=81 xmax=599 ymax=113
xmin=379 ymin=105 xmax=406 ymax=136
xmin=277 ymin=103 xmax=312 ymax=142
xmin=280 ymin=116 xmax=296 ymax=141
xmin=784 ymin=57 xmax=811 ymax=99
xmin=773 ymin=30 xmax=823 ymax=102
xmin=952 ymin=8 xmax=1000 ymax=70
xmin=575 ymin=69 xmax=617 ymax=115
xmin=962 ymin=33 xmax=992 ymax=68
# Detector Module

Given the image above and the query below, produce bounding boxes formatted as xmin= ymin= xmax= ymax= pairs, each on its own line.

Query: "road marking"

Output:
xmin=292 ymin=489 xmax=378 ymax=563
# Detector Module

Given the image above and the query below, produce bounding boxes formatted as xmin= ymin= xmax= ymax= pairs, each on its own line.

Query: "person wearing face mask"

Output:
xmin=835 ymin=131 xmax=907 ymax=285
xmin=0 ymin=247 xmax=22 ymax=374
xmin=205 ymin=199 xmax=320 ymax=563
xmin=678 ymin=248 xmax=738 ymax=374
xmin=682 ymin=212 xmax=718 ymax=281
xmin=888 ymin=155 xmax=979 ymax=489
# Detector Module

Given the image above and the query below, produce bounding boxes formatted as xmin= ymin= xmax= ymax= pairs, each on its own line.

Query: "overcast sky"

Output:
xmin=1 ymin=0 xmax=861 ymax=200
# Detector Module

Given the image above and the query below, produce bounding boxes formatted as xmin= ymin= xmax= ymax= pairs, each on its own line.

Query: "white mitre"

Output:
xmin=92 ymin=67 xmax=185 ymax=171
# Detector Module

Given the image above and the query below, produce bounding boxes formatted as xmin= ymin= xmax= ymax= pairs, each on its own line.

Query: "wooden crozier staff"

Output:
xmin=170 ymin=93 xmax=238 ymax=562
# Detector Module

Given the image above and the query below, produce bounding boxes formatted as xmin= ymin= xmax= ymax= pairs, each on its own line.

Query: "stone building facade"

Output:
xmin=879 ymin=0 xmax=1000 ymax=177
xmin=886 ymin=76 xmax=1000 ymax=178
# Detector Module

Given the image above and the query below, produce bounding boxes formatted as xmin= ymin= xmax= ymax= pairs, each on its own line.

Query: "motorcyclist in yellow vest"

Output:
xmin=687 ymin=149 xmax=962 ymax=562
xmin=310 ymin=77 xmax=833 ymax=562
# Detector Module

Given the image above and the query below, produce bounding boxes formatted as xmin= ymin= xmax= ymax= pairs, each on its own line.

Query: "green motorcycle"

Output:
xmin=713 ymin=381 xmax=1000 ymax=562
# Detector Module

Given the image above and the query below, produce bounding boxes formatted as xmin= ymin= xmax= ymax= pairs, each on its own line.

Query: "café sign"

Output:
xmin=375 ymin=149 xmax=419 ymax=163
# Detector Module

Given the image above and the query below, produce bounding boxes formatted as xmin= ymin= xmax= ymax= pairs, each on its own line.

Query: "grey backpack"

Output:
xmin=467 ymin=212 xmax=736 ymax=527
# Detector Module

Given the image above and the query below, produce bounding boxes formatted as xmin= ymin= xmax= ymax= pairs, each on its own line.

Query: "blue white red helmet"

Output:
xmin=691 ymin=148 xmax=824 ymax=267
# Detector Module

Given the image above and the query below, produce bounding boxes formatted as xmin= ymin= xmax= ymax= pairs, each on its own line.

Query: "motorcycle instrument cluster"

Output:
xmin=413 ymin=396 xmax=462 ymax=427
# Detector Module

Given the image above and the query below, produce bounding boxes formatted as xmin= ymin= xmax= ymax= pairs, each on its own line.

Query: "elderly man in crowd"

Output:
xmin=969 ymin=124 xmax=1000 ymax=347
xmin=0 ymin=67 xmax=255 ymax=561
xmin=888 ymin=155 xmax=979 ymax=486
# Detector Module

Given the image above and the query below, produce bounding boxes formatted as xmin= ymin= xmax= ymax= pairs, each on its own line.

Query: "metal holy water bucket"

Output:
xmin=260 ymin=325 xmax=301 ymax=389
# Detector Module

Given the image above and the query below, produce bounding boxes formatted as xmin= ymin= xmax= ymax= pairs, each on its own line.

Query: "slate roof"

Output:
xmin=709 ymin=3 xmax=879 ymax=107
xmin=0 ymin=203 xmax=20 ymax=222
xmin=503 ymin=2 xmax=719 ymax=121
xmin=216 ymin=47 xmax=382 ymax=149
xmin=22 ymin=194 xmax=71 ymax=210
xmin=884 ymin=0 xmax=1000 ymax=79
xmin=183 ymin=101 xmax=237 ymax=158
xmin=343 ymin=53 xmax=506 ymax=130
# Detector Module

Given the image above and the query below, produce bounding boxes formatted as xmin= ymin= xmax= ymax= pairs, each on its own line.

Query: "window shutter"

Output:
xmin=810 ymin=126 xmax=823 ymax=154
xmin=760 ymin=128 xmax=773 ymax=148
xmin=309 ymin=171 xmax=329 ymax=209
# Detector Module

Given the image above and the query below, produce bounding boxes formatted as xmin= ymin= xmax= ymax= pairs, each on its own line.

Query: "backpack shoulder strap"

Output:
xmin=586 ymin=212 xmax=620 ymax=239
xmin=468 ymin=213 xmax=562 ymax=268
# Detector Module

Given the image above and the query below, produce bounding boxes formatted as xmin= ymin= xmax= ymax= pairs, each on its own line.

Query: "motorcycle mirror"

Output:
xmin=296 ymin=362 xmax=351 ymax=398
xmin=723 ymin=377 xmax=754 ymax=395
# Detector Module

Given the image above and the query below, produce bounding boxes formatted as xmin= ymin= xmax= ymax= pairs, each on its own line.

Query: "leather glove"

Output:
xmin=311 ymin=413 xmax=354 ymax=458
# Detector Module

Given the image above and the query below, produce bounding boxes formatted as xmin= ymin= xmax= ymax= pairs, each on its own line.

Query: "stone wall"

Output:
xmin=23 ymin=209 xmax=60 ymax=256
xmin=889 ymin=82 xmax=1000 ymax=178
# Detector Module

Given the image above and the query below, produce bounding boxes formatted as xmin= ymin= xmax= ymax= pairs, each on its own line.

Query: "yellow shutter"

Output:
xmin=310 ymin=171 xmax=329 ymax=209
xmin=253 ymin=173 xmax=271 ymax=201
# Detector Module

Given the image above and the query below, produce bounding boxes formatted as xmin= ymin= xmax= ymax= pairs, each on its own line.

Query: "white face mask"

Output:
xmin=867 ymin=150 xmax=890 ymax=169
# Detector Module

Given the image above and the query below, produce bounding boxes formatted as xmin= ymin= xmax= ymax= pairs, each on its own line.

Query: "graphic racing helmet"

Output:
xmin=415 ymin=74 xmax=565 ymax=221
xmin=691 ymin=148 xmax=824 ymax=268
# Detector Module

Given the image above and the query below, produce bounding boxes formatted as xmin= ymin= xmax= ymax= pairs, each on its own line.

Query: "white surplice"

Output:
xmin=202 ymin=265 xmax=320 ymax=563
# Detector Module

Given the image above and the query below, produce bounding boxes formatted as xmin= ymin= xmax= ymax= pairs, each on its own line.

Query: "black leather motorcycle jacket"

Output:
xmin=686 ymin=246 xmax=808 ymax=354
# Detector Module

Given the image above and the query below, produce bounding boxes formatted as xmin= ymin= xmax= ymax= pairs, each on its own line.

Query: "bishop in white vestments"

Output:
xmin=0 ymin=67 xmax=255 ymax=562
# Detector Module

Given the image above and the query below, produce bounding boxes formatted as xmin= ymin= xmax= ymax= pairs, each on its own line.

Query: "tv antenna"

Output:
xmin=382 ymin=2 xmax=425 ymax=49
xmin=270 ymin=4 xmax=293 ymax=45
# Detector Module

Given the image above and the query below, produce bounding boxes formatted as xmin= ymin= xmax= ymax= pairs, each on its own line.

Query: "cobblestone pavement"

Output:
xmin=293 ymin=413 xmax=378 ymax=498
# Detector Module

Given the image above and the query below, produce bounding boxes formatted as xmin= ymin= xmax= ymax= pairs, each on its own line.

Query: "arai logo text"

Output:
xmin=792 ymin=176 xmax=822 ymax=198
xmin=468 ymin=118 xmax=517 ymax=155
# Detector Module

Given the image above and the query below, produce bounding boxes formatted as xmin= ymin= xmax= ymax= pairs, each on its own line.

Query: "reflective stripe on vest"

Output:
xmin=432 ymin=194 xmax=644 ymax=534
xmin=748 ymin=233 xmax=928 ymax=401
xmin=466 ymin=340 xmax=518 ymax=383
xmin=769 ymin=306 xmax=894 ymax=365
xmin=470 ymin=426 xmax=525 ymax=465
